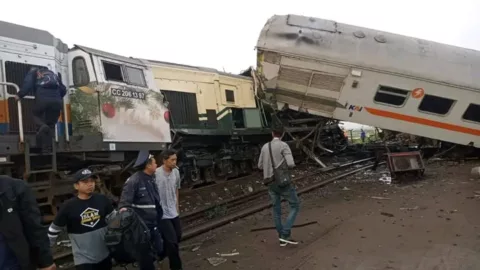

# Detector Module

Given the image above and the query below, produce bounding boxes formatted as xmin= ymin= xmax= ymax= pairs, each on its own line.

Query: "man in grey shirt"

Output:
xmin=155 ymin=149 xmax=183 ymax=270
xmin=258 ymin=126 xmax=300 ymax=247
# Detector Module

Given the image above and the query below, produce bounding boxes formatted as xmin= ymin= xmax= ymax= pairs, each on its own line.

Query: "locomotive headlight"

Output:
xmin=164 ymin=111 xmax=170 ymax=122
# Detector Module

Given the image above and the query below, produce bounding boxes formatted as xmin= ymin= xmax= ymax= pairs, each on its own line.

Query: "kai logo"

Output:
xmin=80 ymin=207 xmax=101 ymax=228
xmin=347 ymin=104 xmax=363 ymax=112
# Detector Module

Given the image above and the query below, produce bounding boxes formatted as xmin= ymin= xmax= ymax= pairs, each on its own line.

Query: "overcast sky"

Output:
xmin=3 ymin=0 xmax=479 ymax=129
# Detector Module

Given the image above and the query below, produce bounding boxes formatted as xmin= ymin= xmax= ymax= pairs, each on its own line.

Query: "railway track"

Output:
xmin=180 ymin=157 xmax=375 ymax=227
xmin=53 ymin=157 xmax=378 ymax=265
xmin=180 ymin=157 xmax=378 ymax=239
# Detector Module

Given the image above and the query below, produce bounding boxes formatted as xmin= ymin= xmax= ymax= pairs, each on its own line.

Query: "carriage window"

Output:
xmin=462 ymin=103 xmax=480 ymax=123
xmin=125 ymin=66 xmax=146 ymax=86
xmin=225 ymin=89 xmax=235 ymax=103
xmin=418 ymin=94 xmax=455 ymax=115
xmin=102 ymin=61 xmax=124 ymax=82
xmin=72 ymin=57 xmax=89 ymax=86
xmin=373 ymin=86 xmax=409 ymax=106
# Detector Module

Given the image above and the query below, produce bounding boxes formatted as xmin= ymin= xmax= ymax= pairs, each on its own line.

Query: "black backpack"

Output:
xmin=104 ymin=208 xmax=153 ymax=265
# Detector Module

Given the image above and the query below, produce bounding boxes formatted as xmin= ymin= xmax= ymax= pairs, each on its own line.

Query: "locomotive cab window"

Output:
xmin=462 ymin=103 xmax=480 ymax=123
xmin=418 ymin=94 xmax=455 ymax=115
xmin=125 ymin=66 xmax=146 ymax=87
xmin=374 ymin=86 xmax=409 ymax=106
xmin=72 ymin=57 xmax=89 ymax=86
xmin=225 ymin=89 xmax=235 ymax=103
xmin=103 ymin=61 xmax=124 ymax=82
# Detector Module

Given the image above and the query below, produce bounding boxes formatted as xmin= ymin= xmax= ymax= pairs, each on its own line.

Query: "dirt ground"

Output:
xmin=178 ymin=160 xmax=480 ymax=270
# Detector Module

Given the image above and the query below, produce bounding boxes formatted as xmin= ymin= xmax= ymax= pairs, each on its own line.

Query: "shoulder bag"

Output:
xmin=268 ymin=141 xmax=292 ymax=188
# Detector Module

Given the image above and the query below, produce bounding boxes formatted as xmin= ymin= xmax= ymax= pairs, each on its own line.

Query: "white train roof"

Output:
xmin=0 ymin=20 xmax=68 ymax=53
xmin=257 ymin=14 xmax=480 ymax=91
xmin=142 ymin=58 xmax=252 ymax=81
xmin=73 ymin=45 xmax=147 ymax=67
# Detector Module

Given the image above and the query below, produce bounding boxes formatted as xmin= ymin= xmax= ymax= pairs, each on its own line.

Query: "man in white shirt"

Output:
xmin=258 ymin=126 xmax=300 ymax=247
xmin=155 ymin=149 xmax=183 ymax=270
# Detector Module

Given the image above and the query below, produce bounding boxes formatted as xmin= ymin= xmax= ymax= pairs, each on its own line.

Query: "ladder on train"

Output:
xmin=0 ymin=81 xmax=69 ymax=177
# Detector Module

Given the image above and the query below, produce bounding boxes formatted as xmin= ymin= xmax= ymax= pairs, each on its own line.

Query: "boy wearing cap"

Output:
xmin=48 ymin=168 xmax=114 ymax=270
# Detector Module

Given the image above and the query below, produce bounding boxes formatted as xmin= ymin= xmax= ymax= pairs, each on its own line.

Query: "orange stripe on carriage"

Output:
xmin=0 ymin=99 xmax=9 ymax=124
xmin=58 ymin=103 xmax=71 ymax=123
xmin=364 ymin=107 xmax=480 ymax=136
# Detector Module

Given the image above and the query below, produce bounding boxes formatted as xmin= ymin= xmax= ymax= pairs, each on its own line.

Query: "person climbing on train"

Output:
xmin=0 ymin=175 xmax=56 ymax=270
xmin=118 ymin=150 xmax=164 ymax=270
xmin=155 ymin=149 xmax=183 ymax=270
xmin=47 ymin=168 xmax=114 ymax=270
xmin=15 ymin=66 xmax=67 ymax=154
xmin=258 ymin=126 xmax=300 ymax=247
xmin=361 ymin=128 xmax=366 ymax=143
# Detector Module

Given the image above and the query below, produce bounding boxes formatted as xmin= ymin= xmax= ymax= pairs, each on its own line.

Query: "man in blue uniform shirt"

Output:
xmin=119 ymin=151 xmax=163 ymax=270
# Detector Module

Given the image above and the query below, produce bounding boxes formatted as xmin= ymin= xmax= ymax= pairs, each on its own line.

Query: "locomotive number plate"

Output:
xmin=111 ymin=88 xmax=146 ymax=100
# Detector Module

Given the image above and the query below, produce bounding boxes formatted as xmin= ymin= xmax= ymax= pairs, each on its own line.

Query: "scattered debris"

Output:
xmin=342 ymin=187 xmax=351 ymax=191
xmin=56 ymin=240 xmax=71 ymax=248
xmin=400 ymin=206 xmax=419 ymax=211
xmin=371 ymin=196 xmax=391 ymax=200
xmin=207 ymin=257 xmax=227 ymax=266
xmin=470 ymin=167 xmax=480 ymax=178
xmin=216 ymin=250 xmax=240 ymax=257
xmin=381 ymin=212 xmax=395 ymax=218
xmin=379 ymin=174 xmax=392 ymax=185
xmin=180 ymin=242 xmax=203 ymax=252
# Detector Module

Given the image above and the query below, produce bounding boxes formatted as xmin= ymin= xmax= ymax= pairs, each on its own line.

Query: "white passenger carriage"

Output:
xmin=256 ymin=14 xmax=480 ymax=147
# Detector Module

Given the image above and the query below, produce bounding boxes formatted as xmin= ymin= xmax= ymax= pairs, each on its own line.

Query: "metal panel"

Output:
xmin=162 ymin=90 xmax=199 ymax=126
xmin=206 ymin=109 xmax=218 ymax=128
xmin=5 ymin=61 xmax=45 ymax=133
xmin=287 ymin=14 xmax=338 ymax=33
xmin=243 ymin=108 xmax=262 ymax=128
xmin=310 ymin=73 xmax=345 ymax=91
xmin=278 ymin=67 xmax=310 ymax=86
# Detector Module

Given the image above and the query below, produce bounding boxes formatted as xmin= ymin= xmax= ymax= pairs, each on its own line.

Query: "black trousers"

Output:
xmin=138 ymin=227 xmax=163 ymax=270
xmin=32 ymin=99 xmax=62 ymax=150
xmin=159 ymin=217 xmax=183 ymax=270
xmin=75 ymin=256 xmax=112 ymax=270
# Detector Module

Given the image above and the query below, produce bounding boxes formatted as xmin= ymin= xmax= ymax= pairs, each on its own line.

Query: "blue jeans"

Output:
xmin=268 ymin=184 xmax=300 ymax=238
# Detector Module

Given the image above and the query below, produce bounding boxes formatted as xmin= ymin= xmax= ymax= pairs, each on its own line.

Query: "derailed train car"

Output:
xmin=0 ymin=21 xmax=171 ymax=219
xmin=142 ymin=59 xmax=349 ymax=186
xmin=255 ymin=14 xmax=480 ymax=150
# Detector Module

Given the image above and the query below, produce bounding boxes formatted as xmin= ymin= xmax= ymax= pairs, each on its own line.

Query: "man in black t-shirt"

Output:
xmin=47 ymin=168 xmax=115 ymax=270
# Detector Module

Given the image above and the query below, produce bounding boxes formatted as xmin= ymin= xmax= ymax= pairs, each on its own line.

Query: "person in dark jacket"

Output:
xmin=14 ymin=67 xmax=67 ymax=153
xmin=119 ymin=151 xmax=164 ymax=270
xmin=0 ymin=175 xmax=56 ymax=270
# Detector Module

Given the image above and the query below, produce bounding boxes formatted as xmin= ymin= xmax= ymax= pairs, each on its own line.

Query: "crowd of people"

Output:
xmin=4 ymin=67 xmax=301 ymax=269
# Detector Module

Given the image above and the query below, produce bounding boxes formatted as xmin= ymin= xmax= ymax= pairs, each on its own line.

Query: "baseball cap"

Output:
xmin=133 ymin=150 xmax=154 ymax=168
xmin=73 ymin=168 xmax=97 ymax=182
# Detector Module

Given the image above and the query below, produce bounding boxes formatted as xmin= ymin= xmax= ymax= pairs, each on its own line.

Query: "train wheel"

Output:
xmin=204 ymin=167 xmax=216 ymax=183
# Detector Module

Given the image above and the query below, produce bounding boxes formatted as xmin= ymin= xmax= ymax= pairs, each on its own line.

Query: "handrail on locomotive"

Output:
xmin=0 ymin=81 xmax=70 ymax=150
